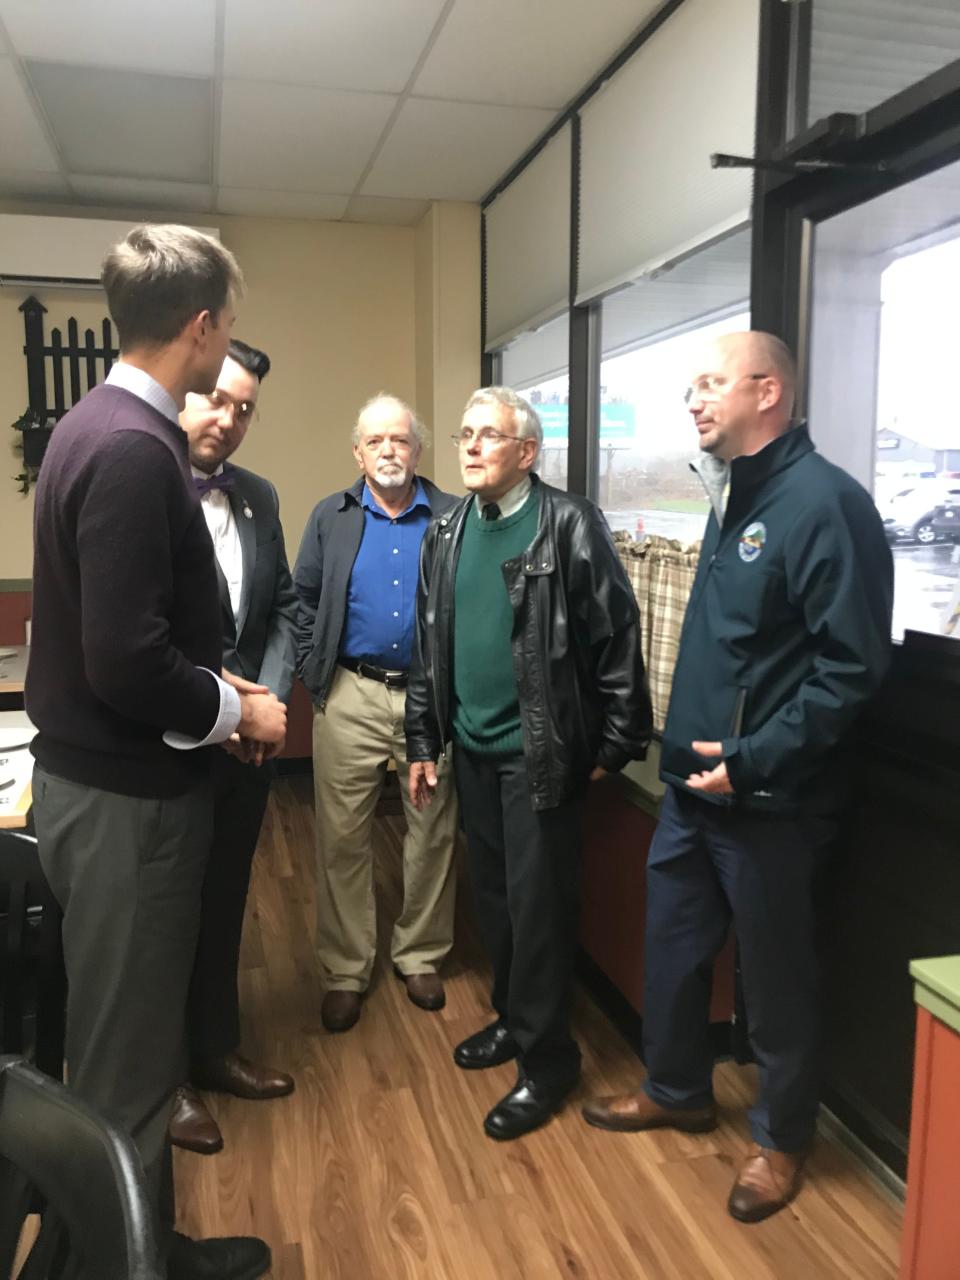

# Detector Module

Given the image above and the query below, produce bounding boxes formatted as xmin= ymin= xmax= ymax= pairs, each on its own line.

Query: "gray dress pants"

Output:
xmin=32 ymin=765 xmax=213 ymax=1241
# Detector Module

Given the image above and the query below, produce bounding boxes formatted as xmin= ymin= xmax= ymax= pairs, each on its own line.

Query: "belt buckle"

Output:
xmin=384 ymin=670 xmax=405 ymax=688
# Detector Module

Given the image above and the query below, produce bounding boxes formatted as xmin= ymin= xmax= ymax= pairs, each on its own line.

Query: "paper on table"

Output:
xmin=0 ymin=722 xmax=36 ymax=812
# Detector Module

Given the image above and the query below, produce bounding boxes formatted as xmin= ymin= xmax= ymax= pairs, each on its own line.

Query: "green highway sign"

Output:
xmin=536 ymin=402 xmax=635 ymax=443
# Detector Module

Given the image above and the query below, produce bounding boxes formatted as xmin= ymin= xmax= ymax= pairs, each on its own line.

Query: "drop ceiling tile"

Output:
xmin=70 ymin=176 xmax=214 ymax=213
xmin=0 ymin=0 xmax=216 ymax=76
xmin=343 ymin=196 xmax=431 ymax=226
xmin=219 ymin=80 xmax=395 ymax=193
xmin=362 ymin=99 xmax=555 ymax=201
xmin=0 ymin=57 xmax=60 ymax=172
xmin=216 ymin=188 xmax=349 ymax=220
xmin=25 ymin=61 xmax=212 ymax=183
xmin=0 ymin=169 xmax=71 ymax=200
xmin=414 ymin=0 xmax=659 ymax=108
xmin=223 ymin=0 xmax=446 ymax=93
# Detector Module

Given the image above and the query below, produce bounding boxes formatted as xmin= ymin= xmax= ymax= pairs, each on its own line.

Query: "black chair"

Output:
xmin=0 ymin=1056 xmax=162 ymax=1280
xmin=0 ymin=832 xmax=65 ymax=1080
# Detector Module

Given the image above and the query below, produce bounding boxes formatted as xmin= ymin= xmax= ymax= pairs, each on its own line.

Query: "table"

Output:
xmin=0 ymin=646 xmax=27 ymax=696
xmin=0 ymin=709 xmax=35 ymax=830
xmin=901 ymin=956 xmax=960 ymax=1280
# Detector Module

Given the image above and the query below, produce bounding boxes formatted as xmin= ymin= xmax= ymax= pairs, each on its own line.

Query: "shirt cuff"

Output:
xmin=162 ymin=670 xmax=242 ymax=751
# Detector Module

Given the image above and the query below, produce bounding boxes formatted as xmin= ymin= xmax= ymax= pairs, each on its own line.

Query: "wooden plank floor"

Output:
xmin=174 ymin=775 xmax=904 ymax=1280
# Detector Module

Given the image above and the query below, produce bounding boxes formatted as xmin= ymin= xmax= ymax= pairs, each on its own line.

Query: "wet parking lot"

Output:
xmin=607 ymin=507 xmax=960 ymax=643
xmin=890 ymin=541 xmax=960 ymax=641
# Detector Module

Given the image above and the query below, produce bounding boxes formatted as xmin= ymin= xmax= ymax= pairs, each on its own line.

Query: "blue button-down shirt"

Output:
xmin=340 ymin=479 xmax=432 ymax=669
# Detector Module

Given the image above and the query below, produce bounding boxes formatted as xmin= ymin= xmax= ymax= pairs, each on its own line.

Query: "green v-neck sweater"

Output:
xmin=452 ymin=489 xmax=540 ymax=755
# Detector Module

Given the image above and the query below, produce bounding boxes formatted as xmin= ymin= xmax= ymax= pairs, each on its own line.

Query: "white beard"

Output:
xmin=375 ymin=464 xmax=408 ymax=489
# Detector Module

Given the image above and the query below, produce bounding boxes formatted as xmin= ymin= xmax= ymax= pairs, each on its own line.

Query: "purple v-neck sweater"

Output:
xmin=26 ymin=384 xmax=223 ymax=798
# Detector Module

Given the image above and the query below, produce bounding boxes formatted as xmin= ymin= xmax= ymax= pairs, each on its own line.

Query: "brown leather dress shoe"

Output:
xmin=170 ymin=1086 xmax=223 ymax=1155
xmin=395 ymin=967 xmax=446 ymax=1011
xmin=727 ymin=1144 xmax=805 ymax=1223
xmin=321 ymin=989 xmax=363 ymax=1032
xmin=192 ymin=1051 xmax=295 ymax=1101
xmin=582 ymin=1090 xmax=717 ymax=1134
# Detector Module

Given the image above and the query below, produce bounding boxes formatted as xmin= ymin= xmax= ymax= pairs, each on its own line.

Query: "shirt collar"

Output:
xmin=190 ymin=463 xmax=225 ymax=480
xmin=105 ymin=362 xmax=180 ymax=427
xmin=475 ymin=474 xmax=532 ymax=520
xmin=361 ymin=476 xmax=429 ymax=518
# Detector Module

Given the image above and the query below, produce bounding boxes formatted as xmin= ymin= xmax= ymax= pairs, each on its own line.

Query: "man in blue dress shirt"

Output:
xmin=294 ymin=395 xmax=459 ymax=1032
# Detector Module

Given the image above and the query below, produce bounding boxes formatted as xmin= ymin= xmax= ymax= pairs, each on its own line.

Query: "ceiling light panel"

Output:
xmin=26 ymin=61 xmax=213 ymax=183
xmin=0 ymin=0 xmax=216 ymax=76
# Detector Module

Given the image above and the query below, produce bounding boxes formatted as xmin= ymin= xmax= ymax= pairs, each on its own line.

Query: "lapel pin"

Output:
xmin=243 ymin=503 xmax=253 ymax=519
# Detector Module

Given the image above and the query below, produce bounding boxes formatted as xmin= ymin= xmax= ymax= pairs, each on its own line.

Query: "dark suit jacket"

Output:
xmin=216 ymin=463 xmax=298 ymax=706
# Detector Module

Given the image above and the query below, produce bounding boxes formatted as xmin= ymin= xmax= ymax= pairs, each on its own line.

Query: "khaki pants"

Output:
xmin=312 ymin=664 xmax=458 ymax=990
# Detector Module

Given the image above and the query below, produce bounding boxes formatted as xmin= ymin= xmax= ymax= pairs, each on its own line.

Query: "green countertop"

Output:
xmin=910 ymin=956 xmax=960 ymax=1037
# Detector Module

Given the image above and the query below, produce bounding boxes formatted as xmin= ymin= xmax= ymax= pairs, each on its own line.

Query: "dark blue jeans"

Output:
xmin=642 ymin=784 xmax=836 ymax=1151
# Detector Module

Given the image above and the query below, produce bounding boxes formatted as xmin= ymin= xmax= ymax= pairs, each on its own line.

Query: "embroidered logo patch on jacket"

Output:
xmin=738 ymin=521 xmax=767 ymax=563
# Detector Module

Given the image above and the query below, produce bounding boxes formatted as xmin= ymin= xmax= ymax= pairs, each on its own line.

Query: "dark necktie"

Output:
xmin=483 ymin=502 xmax=501 ymax=521
xmin=194 ymin=472 xmax=234 ymax=496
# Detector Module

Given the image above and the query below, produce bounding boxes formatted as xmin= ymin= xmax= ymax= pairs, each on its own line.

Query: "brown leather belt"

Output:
xmin=339 ymin=657 xmax=408 ymax=688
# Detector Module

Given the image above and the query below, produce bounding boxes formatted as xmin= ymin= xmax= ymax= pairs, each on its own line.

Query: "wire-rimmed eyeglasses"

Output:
xmin=450 ymin=427 xmax=524 ymax=449
xmin=683 ymin=372 xmax=768 ymax=406
xmin=202 ymin=388 xmax=258 ymax=425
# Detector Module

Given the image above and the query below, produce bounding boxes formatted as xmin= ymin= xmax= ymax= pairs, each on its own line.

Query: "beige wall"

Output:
xmin=415 ymin=201 xmax=482 ymax=494
xmin=0 ymin=200 xmax=480 ymax=578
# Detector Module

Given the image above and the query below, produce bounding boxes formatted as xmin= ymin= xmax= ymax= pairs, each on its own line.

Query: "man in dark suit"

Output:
xmin=171 ymin=339 xmax=298 ymax=1155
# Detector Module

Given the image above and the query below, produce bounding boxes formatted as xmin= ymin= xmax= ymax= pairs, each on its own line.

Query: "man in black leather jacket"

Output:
xmin=406 ymin=386 xmax=651 ymax=1140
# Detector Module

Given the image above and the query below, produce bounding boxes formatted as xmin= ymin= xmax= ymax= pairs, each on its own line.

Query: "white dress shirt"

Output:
xmin=104 ymin=362 xmax=241 ymax=749
xmin=193 ymin=464 xmax=243 ymax=622
xmin=476 ymin=474 xmax=532 ymax=519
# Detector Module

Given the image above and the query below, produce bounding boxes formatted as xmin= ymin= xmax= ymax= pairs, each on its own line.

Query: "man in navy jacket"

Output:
xmin=582 ymin=331 xmax=893 ymax=1223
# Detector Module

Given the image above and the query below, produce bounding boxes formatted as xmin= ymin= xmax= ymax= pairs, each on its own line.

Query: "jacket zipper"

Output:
xmin=431 ymin=518 xmax=452 ymax=760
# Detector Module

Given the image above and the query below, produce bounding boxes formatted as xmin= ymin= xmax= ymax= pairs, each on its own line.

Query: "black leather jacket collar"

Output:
xmin=404 ymin=476 xmax=652 ymax=811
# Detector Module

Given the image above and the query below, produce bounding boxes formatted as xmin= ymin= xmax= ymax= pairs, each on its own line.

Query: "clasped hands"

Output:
xmin=219 ymin=669 xmax=287 ymax=766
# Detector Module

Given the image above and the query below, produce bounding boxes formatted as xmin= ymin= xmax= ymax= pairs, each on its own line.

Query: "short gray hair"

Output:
xmin=101 ymin=223 xmax=244 ymax=351
xmin=353 ymin=393 xmax=430 ymax=449
xmin=463 ymin=386 xmax=542 ymax=457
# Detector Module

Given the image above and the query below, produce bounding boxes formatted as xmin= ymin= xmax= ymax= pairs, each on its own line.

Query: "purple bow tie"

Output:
xmin=194 ymin=472 xmax=234 ymax=496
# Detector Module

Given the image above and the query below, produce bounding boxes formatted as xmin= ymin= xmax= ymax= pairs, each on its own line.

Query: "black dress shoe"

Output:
xmin=168 ymin=1231 xmax=270 ymax=1280
xmin=453 ymin=1022 xmax=519 ymax=1070
xmin=483 ymin=1075 xmax=578 ymax=1141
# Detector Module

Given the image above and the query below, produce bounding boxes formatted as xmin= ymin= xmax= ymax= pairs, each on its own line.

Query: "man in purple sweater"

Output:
xmin=26 ymin=224 xmax=285 ymax=1280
